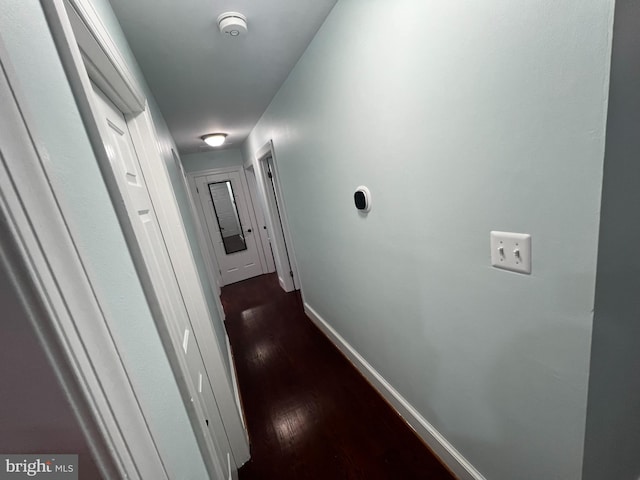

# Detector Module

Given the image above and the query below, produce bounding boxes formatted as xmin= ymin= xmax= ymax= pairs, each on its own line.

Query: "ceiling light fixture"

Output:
xmin=217 ymin=12 xmax=247 ymax=37
xmin=202 ymin=133 xmax=227 ymax=147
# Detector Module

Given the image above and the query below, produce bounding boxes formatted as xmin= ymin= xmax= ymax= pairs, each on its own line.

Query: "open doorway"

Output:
xmin=245 ymin=165 xmax=277 ymax=275
xmin=255 ymin=142 xmax=300 ymax=292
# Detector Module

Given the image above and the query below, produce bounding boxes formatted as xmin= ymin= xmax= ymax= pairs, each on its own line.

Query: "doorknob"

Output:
xmin=247 ymin=228 xmax=252 ymax=233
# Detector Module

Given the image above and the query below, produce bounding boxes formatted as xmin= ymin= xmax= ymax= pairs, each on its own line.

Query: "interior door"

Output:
xmin=90 ymin=83 xmax=230 ymax=477
xmin=245 ymin=166 xmax=276 ymax=274
xmin=196 ymin=171 xmax=262 ymax=285
xmin=259 ymin=155 xmax=299 ymax=291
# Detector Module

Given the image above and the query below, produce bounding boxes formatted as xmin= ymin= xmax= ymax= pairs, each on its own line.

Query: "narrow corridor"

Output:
xmin=222 ymin=274 xmax=455 ymax=479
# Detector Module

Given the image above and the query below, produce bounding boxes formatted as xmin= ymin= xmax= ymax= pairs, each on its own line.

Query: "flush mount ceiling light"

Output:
xmin=217 ymin=12 xmax=247 ymax=37
xmin=202 ymin=133 xmax=227 ymax=147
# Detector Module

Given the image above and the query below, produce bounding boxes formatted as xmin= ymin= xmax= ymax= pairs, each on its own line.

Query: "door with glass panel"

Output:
xmin=196 ymin=171 xmax=263 ymax=284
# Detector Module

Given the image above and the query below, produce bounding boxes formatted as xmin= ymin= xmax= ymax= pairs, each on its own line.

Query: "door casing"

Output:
xmin=89 ymin=83 xmax=230 ymax=480
xmin=40 ymin=0 xmax=250 ymax=476
xmin=253 ymin=141 xmax=301 ymax=292
xmin=245 ymin=165 xmax=277 ymax=274
xmin=0 ymin=30 xmax=163 ymax=479
xmin=187 ymin=166 xmax=269 ymax=287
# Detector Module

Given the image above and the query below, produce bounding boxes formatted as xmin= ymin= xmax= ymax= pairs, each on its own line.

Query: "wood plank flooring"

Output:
xmin=222 ymin=273 xmax=455 ymax=480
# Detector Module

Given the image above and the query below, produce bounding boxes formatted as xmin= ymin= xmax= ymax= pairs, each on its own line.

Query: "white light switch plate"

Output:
xmin=490 ymin=231 xmax=531 ymax=274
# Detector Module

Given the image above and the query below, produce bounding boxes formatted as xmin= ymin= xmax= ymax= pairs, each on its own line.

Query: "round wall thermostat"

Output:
xmin=354 ymin=186 xmax=372 ymax=213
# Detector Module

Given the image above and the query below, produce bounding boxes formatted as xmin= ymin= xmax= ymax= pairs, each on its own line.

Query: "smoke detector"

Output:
xmin=217 ymin=12 xmax=247 ymax=37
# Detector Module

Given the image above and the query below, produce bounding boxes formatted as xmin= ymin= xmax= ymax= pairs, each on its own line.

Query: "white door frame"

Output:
xmin=0 ymin=32 xmax=163 ymax=480
xmin=120 ymin=100 xmax=249 ymax=472
xmin=253 ymin=141 xmax=301 ymax=292
xmin=245 ymin=164 xmax=276 ymax=275
xmin=40 ymin=0 xmax=249 ymax=476
xmin=187 ymin=166 xmax=268 ymax=287
xmin=172 ymin=149 xmax=227 ymax=324
xmin=186 ymin=172 xmax=223 ymax=290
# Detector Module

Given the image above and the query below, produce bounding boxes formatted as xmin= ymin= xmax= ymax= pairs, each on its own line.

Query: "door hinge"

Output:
xmin=290 ymin=270 xmax=294 ymax=278
xmin=267 ymin=171 xmax=273 ymax=179
xmin=196 ymin=186 xmax=199 ymax=193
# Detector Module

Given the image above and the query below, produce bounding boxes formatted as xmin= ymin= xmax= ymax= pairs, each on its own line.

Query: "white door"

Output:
xmin=245 ymin=166 xmax=276 ymax=274
xmin=196 ymin=171 xmax=262 ymax=285
xmin=90 ymin=84 xmax=230 ymax=477
xmin=258 ymin=154 xmax=299 ymax=291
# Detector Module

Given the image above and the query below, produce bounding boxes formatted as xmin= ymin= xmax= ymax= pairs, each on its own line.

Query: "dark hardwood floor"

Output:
xmin=222 ymin=273 xmax=455 ymax=480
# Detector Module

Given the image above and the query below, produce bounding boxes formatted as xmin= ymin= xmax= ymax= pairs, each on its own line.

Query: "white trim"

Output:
xmin=171 ymin=148 xmax=225 ymax=298
xmin=186 ymin=174 xmax=224 ymax=291
xmin=186 ymin=174 xmax=224 ymax=288
xmin=172 ymin=150 xmax=225 ymax=303
xmin=0 ymin=36 xmax=164 ymax=479
xmin=40 ymin=0 xmax=245 ymax=475
xmin=187 ymin=166 xmax=267 ymax=286
xmin=188 ymin=164 xmax=274 ymax=275
xmin=187 ymin=165 xmax=246 ymax=177
xmin=254 ymin=141 xmax=301 ymax=292
xmin=126 ymin=108 xmax=250 ymax=466
xmin=225 ymin=335 xmax=248 ymax=438
xmin=64 ymin=0 xmax=144 ymax=113
xmin=303 ymin=302 xmax=486 ymax=480
xmin=244 ymin=165 xmax=276 ymax=274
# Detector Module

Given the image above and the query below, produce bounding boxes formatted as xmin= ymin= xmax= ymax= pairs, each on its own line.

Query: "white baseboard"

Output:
xmin=217 ymin=298 xmax=226 ymax=323
xmin=225 ymin=334 xmax=248 ymax=441
xmin=303 ymin=303 xmax=485 ymax=480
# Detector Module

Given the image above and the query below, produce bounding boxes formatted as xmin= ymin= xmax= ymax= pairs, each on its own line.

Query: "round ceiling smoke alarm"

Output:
xmin=217 ymin=12 xmax=247 ymax=37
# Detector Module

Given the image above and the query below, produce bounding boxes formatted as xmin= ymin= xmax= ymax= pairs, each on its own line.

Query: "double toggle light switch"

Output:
xmin=490 ymin=231 xmax=532 ymax=274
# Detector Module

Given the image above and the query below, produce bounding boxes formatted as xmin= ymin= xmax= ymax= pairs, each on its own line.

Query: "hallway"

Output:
xmin=222 ymin=274 xmax=455 ymax=479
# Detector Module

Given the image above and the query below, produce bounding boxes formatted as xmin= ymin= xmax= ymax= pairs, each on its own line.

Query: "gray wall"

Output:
xmin=0 ymin=1 xmax=209 ymax=477
xmin=182 ymin=148 xmax=245 ymax=173
xmin=583 ymin=1 xmax=640 ymax=478
xmin=244 ymin=1 xmax=614 ymax=478
xmin=0 ymin=262 xmax=102 ymax=478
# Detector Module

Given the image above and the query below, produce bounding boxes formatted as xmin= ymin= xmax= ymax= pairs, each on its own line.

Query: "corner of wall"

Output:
xmin=583 ymin=1 xmax=640 ymax=477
